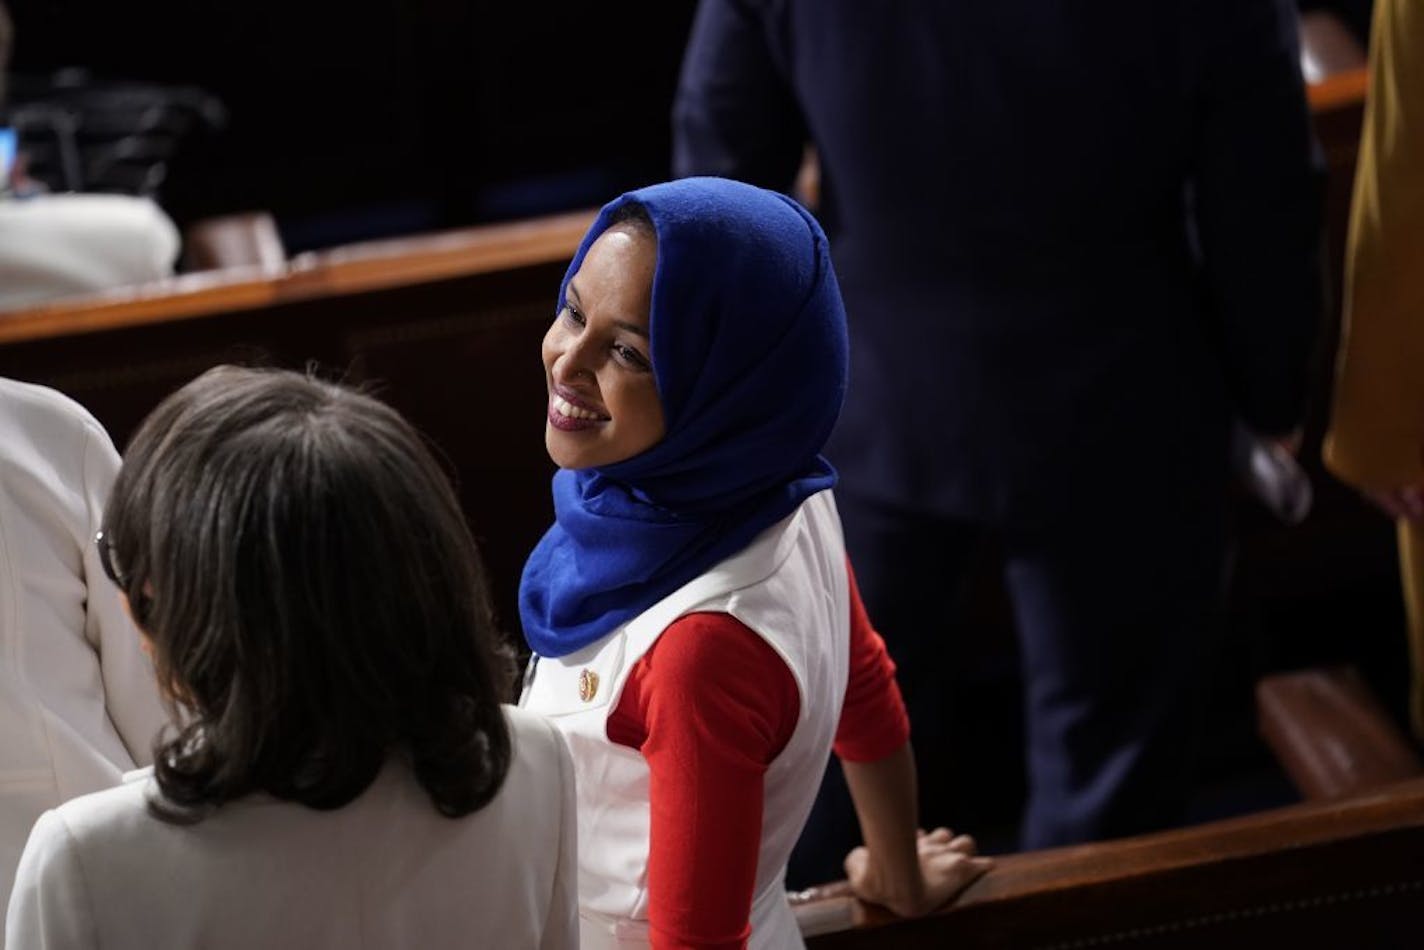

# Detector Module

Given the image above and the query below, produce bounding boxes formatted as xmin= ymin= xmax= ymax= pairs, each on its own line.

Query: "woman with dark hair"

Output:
xmin=6 ymin=366 xmax=577 ymax=949
xmin=519 ymin=178 xmax=990 ymax=949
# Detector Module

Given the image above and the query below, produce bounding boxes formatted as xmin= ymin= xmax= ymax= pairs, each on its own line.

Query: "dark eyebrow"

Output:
xmin=567 ymin=280 xmax=650 ymax=339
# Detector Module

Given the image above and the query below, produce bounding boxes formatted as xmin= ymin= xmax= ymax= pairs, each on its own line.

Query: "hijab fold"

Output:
xmin=519 ymin=178 xmax=848 ymax=658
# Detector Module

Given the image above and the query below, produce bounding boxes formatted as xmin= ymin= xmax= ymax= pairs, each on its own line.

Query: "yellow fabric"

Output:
xmin=1389 ymin=521 xmax=1424 ymax=734
xmin=1325 ymin=1 xmax=1424 ymax=740
xmin=1398 ymin=521 xmax=1424 ymax=738
xmin=1324 ymin=0 xmax=1424 ymax=489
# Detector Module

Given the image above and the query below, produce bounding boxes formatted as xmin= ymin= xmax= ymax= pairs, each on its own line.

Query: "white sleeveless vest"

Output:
xmin=521 ymin=490 xmax=851 ymax=950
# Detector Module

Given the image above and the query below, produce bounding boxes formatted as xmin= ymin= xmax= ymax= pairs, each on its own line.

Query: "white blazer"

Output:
xmin=0 ymin=378 xmax=168 ymax=940
xmin=6 ymin=706 xmax=579 ymax=950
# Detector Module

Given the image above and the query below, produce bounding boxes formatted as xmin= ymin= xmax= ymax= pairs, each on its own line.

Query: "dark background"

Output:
xmin=5 ymin=1 xmax=697 ymax=250
xmin=2 ymin=1 xmax=1372 ymax=252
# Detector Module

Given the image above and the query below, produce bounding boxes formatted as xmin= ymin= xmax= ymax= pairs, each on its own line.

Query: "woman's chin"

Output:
xmin=545 ymin=426 xmax=594 ymax=470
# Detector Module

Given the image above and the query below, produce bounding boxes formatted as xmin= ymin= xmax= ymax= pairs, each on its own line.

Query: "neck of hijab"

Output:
xmin=519 ymin=178 xmax=849 ymax=659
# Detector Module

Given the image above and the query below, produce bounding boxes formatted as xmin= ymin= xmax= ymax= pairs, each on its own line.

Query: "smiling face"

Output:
xmin=541 ymin=222 xmax=665 ymax=470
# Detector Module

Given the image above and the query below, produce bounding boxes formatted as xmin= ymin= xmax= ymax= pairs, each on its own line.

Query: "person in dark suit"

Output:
xmin=674 ymin=0 xmax=1323 ymax=882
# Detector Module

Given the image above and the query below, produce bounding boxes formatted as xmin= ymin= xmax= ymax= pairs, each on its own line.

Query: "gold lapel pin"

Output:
xmin=578 ymin=669 xmax=600 ymax=703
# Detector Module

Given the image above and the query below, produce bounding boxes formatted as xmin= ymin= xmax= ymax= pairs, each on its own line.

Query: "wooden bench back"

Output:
xmin=800 ymin=777 xmax=1424 ymax=948
xmin=0 ymin=211 xmax=593 ymax=629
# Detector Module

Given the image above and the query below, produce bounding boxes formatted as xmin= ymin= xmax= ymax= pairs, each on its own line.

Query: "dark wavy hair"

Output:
xmin=103 ymin=366 xmax=514 ymax=822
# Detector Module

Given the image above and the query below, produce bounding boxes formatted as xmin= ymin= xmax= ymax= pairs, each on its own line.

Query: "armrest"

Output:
xmin=794 ymin=778 xmax=1424 ymax=947
xmin=1257 ymin=666 xmax=1423 ymax=800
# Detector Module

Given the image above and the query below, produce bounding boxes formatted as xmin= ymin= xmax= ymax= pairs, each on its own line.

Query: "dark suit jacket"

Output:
xmin=674 ymin=0 xmax=1323 ymax=523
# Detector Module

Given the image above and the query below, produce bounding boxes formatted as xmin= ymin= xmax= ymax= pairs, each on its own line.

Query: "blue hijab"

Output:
xmin=519 ymin=178 xmax=849 ymax=659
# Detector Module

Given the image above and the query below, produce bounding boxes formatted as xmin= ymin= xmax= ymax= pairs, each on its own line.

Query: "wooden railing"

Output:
xmin=796 ymin=777 xmax=1424 ymax=948
xmin=0 ymin=210 xmax=595 ymax=343
xmin=791 ymin=655 xmax=1423 ymax=947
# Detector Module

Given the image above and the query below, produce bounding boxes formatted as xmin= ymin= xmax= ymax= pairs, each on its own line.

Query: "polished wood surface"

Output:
xmin=286 ymin=210 xmax=595 ymax=294
xmin=1258 ymin=666 xmax=1424 ymax=801
xmin=799 ymin=778 xmax=1424 ymax=947
xmin=0 ymin=210 xmax=595 ymax=344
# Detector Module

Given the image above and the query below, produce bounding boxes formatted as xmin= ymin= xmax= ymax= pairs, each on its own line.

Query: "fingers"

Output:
xmin=842 ymin=845 xmax=869 ymax=882
xmin=917 ymin=830 xmax=977 ymax=855
xmin=924 ymin=852 xmax=993 ymax=893
xmin=846 ymin=837 xmax=996 ymax=918
xmin=923 ymin=848 xmax=990 ymax=871
xmin=915 ymin=850 xmax=994 ymax=913
xmin=934 ymin=854 xmax=993 ymax=879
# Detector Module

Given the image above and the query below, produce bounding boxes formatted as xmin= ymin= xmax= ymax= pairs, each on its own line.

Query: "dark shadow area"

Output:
xmin=6 ymin=1 xmax=696 ymax=249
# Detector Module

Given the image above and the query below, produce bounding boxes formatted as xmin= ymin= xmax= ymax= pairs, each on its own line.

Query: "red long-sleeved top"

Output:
xmin=605 ymin=564 xmax=910 ymax=949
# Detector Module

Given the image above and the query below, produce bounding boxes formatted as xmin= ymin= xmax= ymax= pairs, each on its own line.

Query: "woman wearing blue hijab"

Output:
xmin=519 ymin=178 xmax=989 ymax=949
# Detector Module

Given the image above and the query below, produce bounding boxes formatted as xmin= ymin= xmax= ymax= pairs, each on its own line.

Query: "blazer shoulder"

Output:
xmin=505 ymin=704 xmax=568 ymax=759
xmin=0 ymin=377 xmax=109 ymax=455
xmin=49 ymin=774 xmax=155 ymax=842
xmin=502 ymin=705 xmax=575 ymax=800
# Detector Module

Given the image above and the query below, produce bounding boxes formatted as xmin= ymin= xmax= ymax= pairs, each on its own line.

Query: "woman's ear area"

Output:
xmin=122 ymin=587 xmax=194 ymax=706
xmin=119 ymin=588 xmax=156 ymax=659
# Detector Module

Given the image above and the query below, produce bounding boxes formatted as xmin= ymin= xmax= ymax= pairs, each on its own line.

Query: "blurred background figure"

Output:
xmin=0 ymin=2 xmax=8 ymax=108
xmin=0 ymin=1 xmax=182 ymax=310
xmin=674 ymin=0 xmax=1324 ymax=882
xmin=0 ymin=195 xmax=180 ymax=311
xmin=2 ymin=2 xmax=695 ymax=255
xmin=1324 ymin=0 xmax=1424 ymax=738
xmin=0 ymin=376 xmax=167 ymax=945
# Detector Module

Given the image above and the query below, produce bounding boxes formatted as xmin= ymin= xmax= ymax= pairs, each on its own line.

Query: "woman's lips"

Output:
xmin=553 ymin=386 xmax=606 ymax=414
xmin=548 ymin=392 xmax=609 ymax=431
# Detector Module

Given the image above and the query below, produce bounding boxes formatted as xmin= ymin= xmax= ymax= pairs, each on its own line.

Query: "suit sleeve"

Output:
xmin=672 ymin=0 xmax=807 ymax=190
xmin=1324 ymin=0 xmax=1424 ymax=490
xmin=1191 ymin=0 xmax=1325 ymax=435
xmin=5 ymin=811 xmax=98 ymax=950
xmin=79 ymin=419 xmax=168 ymax=766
